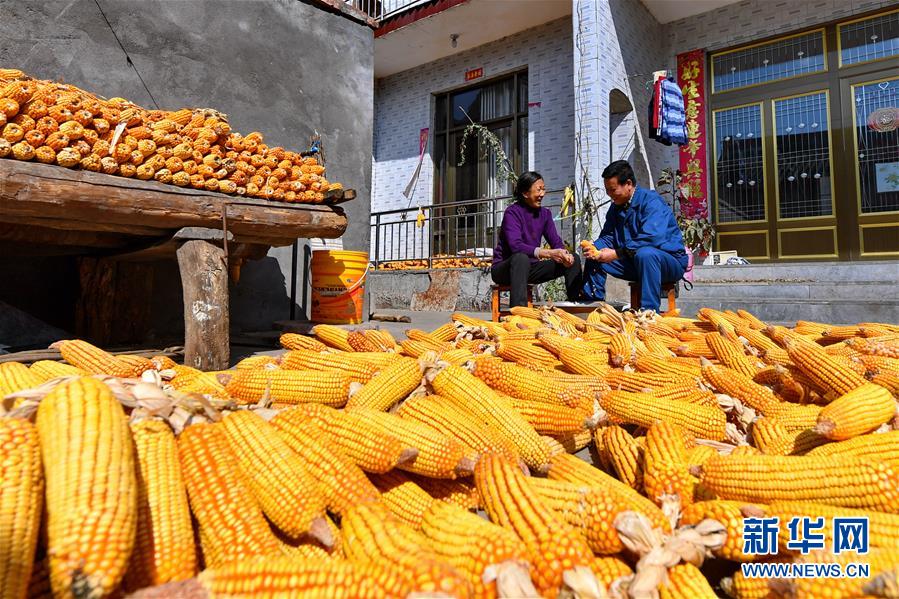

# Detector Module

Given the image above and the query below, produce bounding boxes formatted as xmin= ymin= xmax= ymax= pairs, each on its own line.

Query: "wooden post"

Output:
xmin=176 ymin=240 xmax=229 ymax=370
xmin=75 ymin=257 xmax=154 ymax=346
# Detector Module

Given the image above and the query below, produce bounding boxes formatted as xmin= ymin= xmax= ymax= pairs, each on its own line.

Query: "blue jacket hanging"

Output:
xmin=659 ymin=77 xmax=687 ymax=146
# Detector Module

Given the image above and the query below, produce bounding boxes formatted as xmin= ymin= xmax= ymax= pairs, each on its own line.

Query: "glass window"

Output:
xmin=853 ymin=77 xmax=899 ymax=214
xmin=839 ymin=10 xmax=899 ymax=66
xmin=451 ymin=77 xmax=513 ymax=126
xmin=773 ymin=92 xmax=833 ymax=219
xmin=713 ymin=104 xmax=766 ymax=222
xmin=712 ymin=30 xmax=825 ymax=92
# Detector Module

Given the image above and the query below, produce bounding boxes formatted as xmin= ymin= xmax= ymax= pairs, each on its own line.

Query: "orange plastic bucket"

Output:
xmin=310 ymin=250 xmax=369 ymax=324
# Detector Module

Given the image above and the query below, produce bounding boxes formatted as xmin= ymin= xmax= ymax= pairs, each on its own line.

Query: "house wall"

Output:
xmin=0 ymin=0 xmax=373 ymax=346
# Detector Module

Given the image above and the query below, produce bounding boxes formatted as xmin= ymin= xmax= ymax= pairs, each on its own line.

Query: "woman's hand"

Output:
xmin=539 ymin=248 xmax=573 ymax=266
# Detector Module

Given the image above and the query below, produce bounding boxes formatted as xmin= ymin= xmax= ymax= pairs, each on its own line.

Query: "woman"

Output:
xmin=491 ymin=171 xmax=582 ymax=308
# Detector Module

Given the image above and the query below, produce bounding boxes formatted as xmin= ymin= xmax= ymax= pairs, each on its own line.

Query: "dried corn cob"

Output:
xmin=495 ymin=340 xmax=558 ymax=369
xmin=347 ymin=330 xmax=381 ymax=352
xmin=0 ymin=362 xmax=42 ymax=398
xmin=440 ymin=348 xmax=477 ymax=366
xmin=557 ymin=346 xmax=612 ymax=377
xmin=764 ymin=402 xmax=822 ymax=431
xmin=413 ymin=475 xmax=480 ymax=511
xmin=701 ymin=362 xmax=781 ymax=414
xmin=279 ymin=332 xmax=329 ymax=352
xmin=474 ymin=453 xmax=602 ymax=598
xmin=28 ymin=360 xmax=87 ymax=382
xmin=606 ymin=370 xmax=682 ymax=391
xmin=872 ymin=372 xmax=899 ymax=397
xmin=608 ymin=333 xmax=637 ymax=367
xmin=644 ymin=422 xmax=694 ymax=513
xmin=784 ymin=336 xmax=869 ymax=397
xmin=601 ymin=389 xmax=727 ymax=440
xmin=345 ymin=356 xmax=422 ymax=411
xmin=116 ymin=354 xmax=154 ymax=375
xmin=222 ymin=368 xmax=351 ymax=406
xmin=698 ymin=454 xmax=899 ymax=512
xmin=279 ymin=348 xmax=378 ymax=383
xmin=766 ymin=501 xmax=899 ymax=552
xmin=295 ymin=403 xmax=418 ymax=473
xmin=312 ymin=324 xmax=355 ymax=351
xmin=509 ymin=395 xmax=594 ymax=435
xmin=680 ymin=500 xmax=764 ymax=562
xmin=806 ymin=430 xmax=899 ymax=465
xmin=232 ymin=355 xmax=278 ymax=370
xmin=814 ymin=382 xmax=897 ymax=440
xmin=400 ymin=338 xmax=452 ymax=358
xmin=686 ymin=445 xmax=719 ymax=468
xmin=751 ymin=418 xmax=828 ymax=456
xmin=557 ymin=428 xmax=595 ymax=453
xmin=270 ymin=407 xmax=380 ymax=516
xmin=37 ymin=377 xmax=137 ymax=597
xmin=787 ymin=547 xmax=899 ymax=598
xmin=123 ymin=419 xmax=196 ymax=590
xmin=368 ymin=470 xmax=436 ymax=529
xmin=602 ymin=425 xmax=644 ymax=490
xmin=53 ymin=339 xmax=139 ymax=377
xmin=473 ymin=356 xmax=589 ymax=407
xmin=0 ymin=417 xmax=42 ymax=599
xmin=221 ymin=410 xmax=329 ymax=540
xmin=635 ymin=354 xmax=703 ymax=378
xmin=659 ymin=563 xmax=718 ymax=599
xmin=363 ymin=328 xmax=399 ymax=351
xmin=706 ymin=332 xmax=759 ymax=377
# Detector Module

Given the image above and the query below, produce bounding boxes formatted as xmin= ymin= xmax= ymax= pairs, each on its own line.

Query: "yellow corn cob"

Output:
xmin=726 ymin=569 xmax=781 ymax=599
xmin=133 ymin=555 xmax=415 ymax=598
xmin=544 ymin=370 xmax=611 ymax=396
xmin=857 ymin=354 xmax=899 ymax=375
xmin=440 ymin=348 xmax=477 ymax=366
xmin=173 ymin=371 xmax=231 ymax=400
xmin=400 ymin=338 xmax=451 ymax=357
xmin=54 ymin=339 xmax=139 ymax=377
xmin=698 ymin=454 xmax=899 ymax=512
xmin=736 ymin=309 xmax=767 ymax=330
xmin=473 ymin=356 xmax=590 ymax=407
xmin=342 ymin=407 xmax=475 ymax=478
xmin=701 ymin=363 xmax=781 ymax=414
xmin=123 ymin=419 xmax=195 ymax=590
xmin=495 ymin=340 xmax=558 ymax=369
xmin=363 ymin=328 xmax=399 ymax=351
xmin=342 ymin=350 xmax=405 ymax=369
xmin=347 ymin=330 xmax=381 ymax=352
xmin=424 ymin=322 xmax=457 ymax=343
xmin=0 ymin=417 xmax=42 ymax=599
xmin=635 ymin=355 xmax=703 ymax=379
xmin=509 ymin=395 xmax=594 ymax=435
xmin=341 ymin=501 xmax=472 ymax=597
xmin=413 ymin=475 xmax=480 ymax=511
xmin=295 ymin=403 xmax=418 ymax=473
xmin=167 ymin=364 xmax=203 ymax=387
xmin=116 ymin=354 xmax=154 ymax=375
xmin=508 ymin=305 xmax=543 ymax=320
xmin=419 ymin=501 xmax=535 ymax=599
xmin=270 ymin=407 xmax=380 ymax=516
xmin=651 ymin=384 xmax=716 ymax=406
xmin=556 ymin=346 xmax=611 ymax=377
xmin=659 ymin=563 xmax=717 ymax=599
xmin=731 ymin=445 xmax=761 ymax=456
xmin=641 ymin=331 xmax=677 ymax=356
xmin=556 ymin=429 xmax=594 ymax=453
xmin=602 ymin=425 xmax=644 ymax=490
xmin=222 ymin=368 xmax=351 ymax=405
xmin=279 ymin=348 xmax=378 ymax=383
xmin=872 ymin=372 xmax=899 ymax=397
xmin=680 ymin=500 xmax=764 ymax=562
xmin=220 ymin=410 xmax=329 ymax=540
xmin=601 ymin=389 xmax=727 ymax=440
xmin=28 ymin=360 xmax=87 ymax=383
xmin=644 ymin=421 xmax=694 ymax=511
xmin=606 ymin=370 xmax=682 ymax=391
xmin=814 ymin=382 xmax=897 ymax=440
xmin=735 ymin=325 xmax=782 ymax=354
xmin=546 ymin=451 xmax=672 ymax=533
xmin=368 ymin=470 xmax=436 ymax=529
xmin=312 ymin=324 xmax=355 ymax=351
xmin=0 ymin=362 xmax=42 ymax=398
xmin=786 ymin=547 xmax=899 ymax=599
xmin=706 ymin=332 xmax=758 ymax=377
xmin=608 ymin=333 xmax=637 ymax=367
xmin=474 ymin=453 xmax=602 ymax=598
xmin=452 ymin=312 xmax=505 ymax=336
xmin=675 ymin=338 xmax=718 ymax=359
xmin=589 ymin=556 xmax=632 ymax=590
xmin=806 ymin=430 xmax=899 ymax=465
xmin=686 ymin=445 xmax=719 ymax=468
xmin=528 ymin=477 xmax=629 ymax=555
xmin=178 ymin=421 xmax=278 ymax=566
xmin=427 ymin=364 xmax=551 ymax=472
xmin=36 ymin=377 xmax=137 ymax=597
xmin=537 ymin=333 xmax=587 ymax=357
xmin=751 ymin=418 xmax=828 ymax=455
xmin=279 ymin=332 xmax=329 ymax=352
xmin=233 ymin=355 xmax=278 ymax=370
xmin=278 ymin=539 xmax=337 ymax=561
xmin=396 ymin=393 xmax=520 ymax=461
xmin=765 ymin=402 xmax=823 ymax=431
xmin=150 ymin=355 xmax=178 ymax=370
xmin=345 ymin=356 xmax=422 ymax=411
xmin=784 ymin=337 xmax=869 ymax=397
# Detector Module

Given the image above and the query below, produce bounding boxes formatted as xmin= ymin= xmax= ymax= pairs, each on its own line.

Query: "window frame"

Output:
xmin=837 ymin=7 xmax=899 ymax=68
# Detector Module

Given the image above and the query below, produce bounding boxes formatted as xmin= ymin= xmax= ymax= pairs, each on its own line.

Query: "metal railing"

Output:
xmin=348 ymin=0 xmax=431 ymax=21
xmin=370 ymin=189 xmax=578 ymax=269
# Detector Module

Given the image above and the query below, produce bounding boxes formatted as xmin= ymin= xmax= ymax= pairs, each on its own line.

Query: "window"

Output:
xmin=773 ymin=91 xmax=834 ymax=219
xmin=852 ymin=77 xmax=899 ymax=214
xmin=839 ymin=9 xmax=899 ymax=66
xmin=713 ymin=104 xmax=766 ymax=222
xmin=712 ymin=30 xmax=825 ymax=93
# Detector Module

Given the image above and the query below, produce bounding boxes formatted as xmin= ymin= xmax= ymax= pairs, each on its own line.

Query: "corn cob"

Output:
xmin=731 ymin=445 xmax=761 ymax=456
xmin=706 ymin=332 xmax=759 ymax=377
xmin=400 ymin=338 xmax=453 ymax=357
xmin=0 ymin=417 xmax=42 ymax=599
xmin=279 ymin=332 xmax=329 ymax=352
xmin=735 ymin=309 xmax=767 ymax=330
xmin=347 ymin=330 xmax=381 ymax=352
xmin=557 ymin=346 xmax=612 ymax=377
xmin=651 ymin=383 xmax=715 ymax=405
xmin=342 ymin=350 xmax=405 ymax=369
xmin=814 ymin=382 xmax=897 ymax=440
xmin=726 ymin=568 xmax=781 ymax=599
xmin=178 ymin=422 xmax=279 ymax=566
xmin=116 ymin=354 xmax=155 ymax=375
xmin=279 ymin=348 xmax=378 ymax=383
xmin=659 ymin=563 xmax=718 ymax=599
xmin=686 ymin=445 xmax=719 ymax=468
xmin=221 ymin=410 xmax=329 ymax=539
xmin=546 ymin=452 xmax=672 ymax=533
xmin=54 ymin=339 xmax=140 ymax=377
xmin=509 ymin=395 xmax=594 ymax=435
xmin=132 ymin=555 xmax=414 ymax=599
xmin=589 ymin=556 xmax=632 ymax=590
xmin=123 ymin=419 xmax=196 ymax=590
xmin=495 ymin=340 xmax=558 ymax=369
xmin=676 ymin=338 xmax=718 ymax=359
xmin=766 ymin=501 xmax=899 ymax=552
xmin=701 ymin=363 xmax=781 ymax=414
xmin=698 ymin=454 xmax=899 ymax=512
xmin=342 ymin=406 xmax=475 ymax=478
xmin=601 ymin=389 xmax=727 ymax=440
xmin=602 ymin=425 xmax=644 ymax=490
xmin=278 ymin=539 xmax=337 ymax=561
xmin=0 ymin=362 xmax=42 ymax=398
xmin=806 ymin=430 xmax=899 ymax=465
xmin=872 ymin=372 xmax=899 ymax=397
xmin=452 ymin=312 xmax=505 ymax=337
xmin=295 ymin=403 xmax=418 ymax=473
xmin=341 ymin=501 xmax=472 ymax=597
xmin=784 ymin=337 xmax=869 ymax=397
xmin=413 ymin=475 xmax=480 ymax=511
xmin=396 ymin=393 xmax=520 ymax=461
xmin=36 ymin=377 xmax=137 ymax=597
xmin=427 ymin=364 xmax=551 ymax=472
xmin=345 ymin=356 xmax=422 ymax=411
xmin=232 ymin=355 xmax=278 ymax=370
xmin=556 ymin=429 xmax=595 ymax=453
xmin=857 ymin=354 xmax=899 ymax=375
xmin=606 ymin=370 xmax=682 ymax=391
xmin=608 ymin=333 xmax=637 ymax=367
xmin=528 ymin=477 xmax=629 ymax=555
xmin=312 ymin=324 xmax=355 ymax=351
xmin=420 ymin=501 xmax=536 ymax=599
xmin=787 ymin=547 xmax=899 ymax=599
xmin=474 ymin=453 xmax=602 ymax=598
xmin=751 ymin=418 xmax=828 ymax=455
xmin=368 ymin=470 xmax=436 ymax=529
xmin=473 ymin=356 xmax=589 ymax=407
xmin=644 ymin=422 xmax=694 ymax=512
xmin=172 ymin=371 xmax=231 ymax=400
xmin=363 ymin=328 xmax=399 ymax=351
xmin=222 ymin=368 xmax=351 ymax=406
xmin=270 ymin=407 xmax=380 ymax=516
xmin=440 ymin=348 xmax=477 ymax=366
xmin=149 ymin=354 xmax=178 ymax=371
xmin=641 ymin=331 xmax=677 ymax=357
xmin=680 ymin=500 xmax=765 ymax=562
xmin=28 ymin=360 xmax=87 ymax=382
xmin=544 ymin=371 xmax=611 ymax=396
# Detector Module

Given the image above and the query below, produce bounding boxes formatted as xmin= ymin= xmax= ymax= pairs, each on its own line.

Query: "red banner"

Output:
xmin=677 ymin=49 xmax=708 ymax=220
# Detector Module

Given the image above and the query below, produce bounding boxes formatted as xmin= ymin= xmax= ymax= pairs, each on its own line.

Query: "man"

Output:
xmin=581 ymin=160 xmax=688 ymax=311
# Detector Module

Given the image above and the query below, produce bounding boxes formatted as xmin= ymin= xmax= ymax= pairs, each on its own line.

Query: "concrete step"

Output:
xmin=692 ymin=261 xmax=899 ymax=283
xmin=674 ymin=298 xmax=899 ymax=325
xmin=683 ymin=281 xmax=899 ymax=301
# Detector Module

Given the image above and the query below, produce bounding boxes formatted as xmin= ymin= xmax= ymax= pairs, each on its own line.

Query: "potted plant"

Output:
xmin=657 ymin=168 xmax=716 ymax=258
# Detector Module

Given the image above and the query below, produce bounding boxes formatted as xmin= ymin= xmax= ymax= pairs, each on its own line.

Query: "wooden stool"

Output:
xmin=491 ymin=284 xmax=533 ymax=322
xmin=629 ymin=281 xmax=678 ymax=313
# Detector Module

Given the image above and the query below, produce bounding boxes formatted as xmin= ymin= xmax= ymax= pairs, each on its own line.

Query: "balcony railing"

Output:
xmin=348 ymin=0 xmax=431 ymax=21
xmin=370 ymin=189 xmax=578 ymax=269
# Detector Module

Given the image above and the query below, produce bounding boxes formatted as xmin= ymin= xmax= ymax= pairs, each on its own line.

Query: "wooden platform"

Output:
xmin=0 ymin=159 xmax=350 ymax=369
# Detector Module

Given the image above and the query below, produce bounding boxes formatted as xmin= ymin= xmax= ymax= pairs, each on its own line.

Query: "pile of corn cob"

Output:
xmin=1 ymin=305 xmax=897 ymax=598
xmin=375 ymin=255 xmax=493 ymax=271
xmin=0 ymin=68 xmax=342 ymax=203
